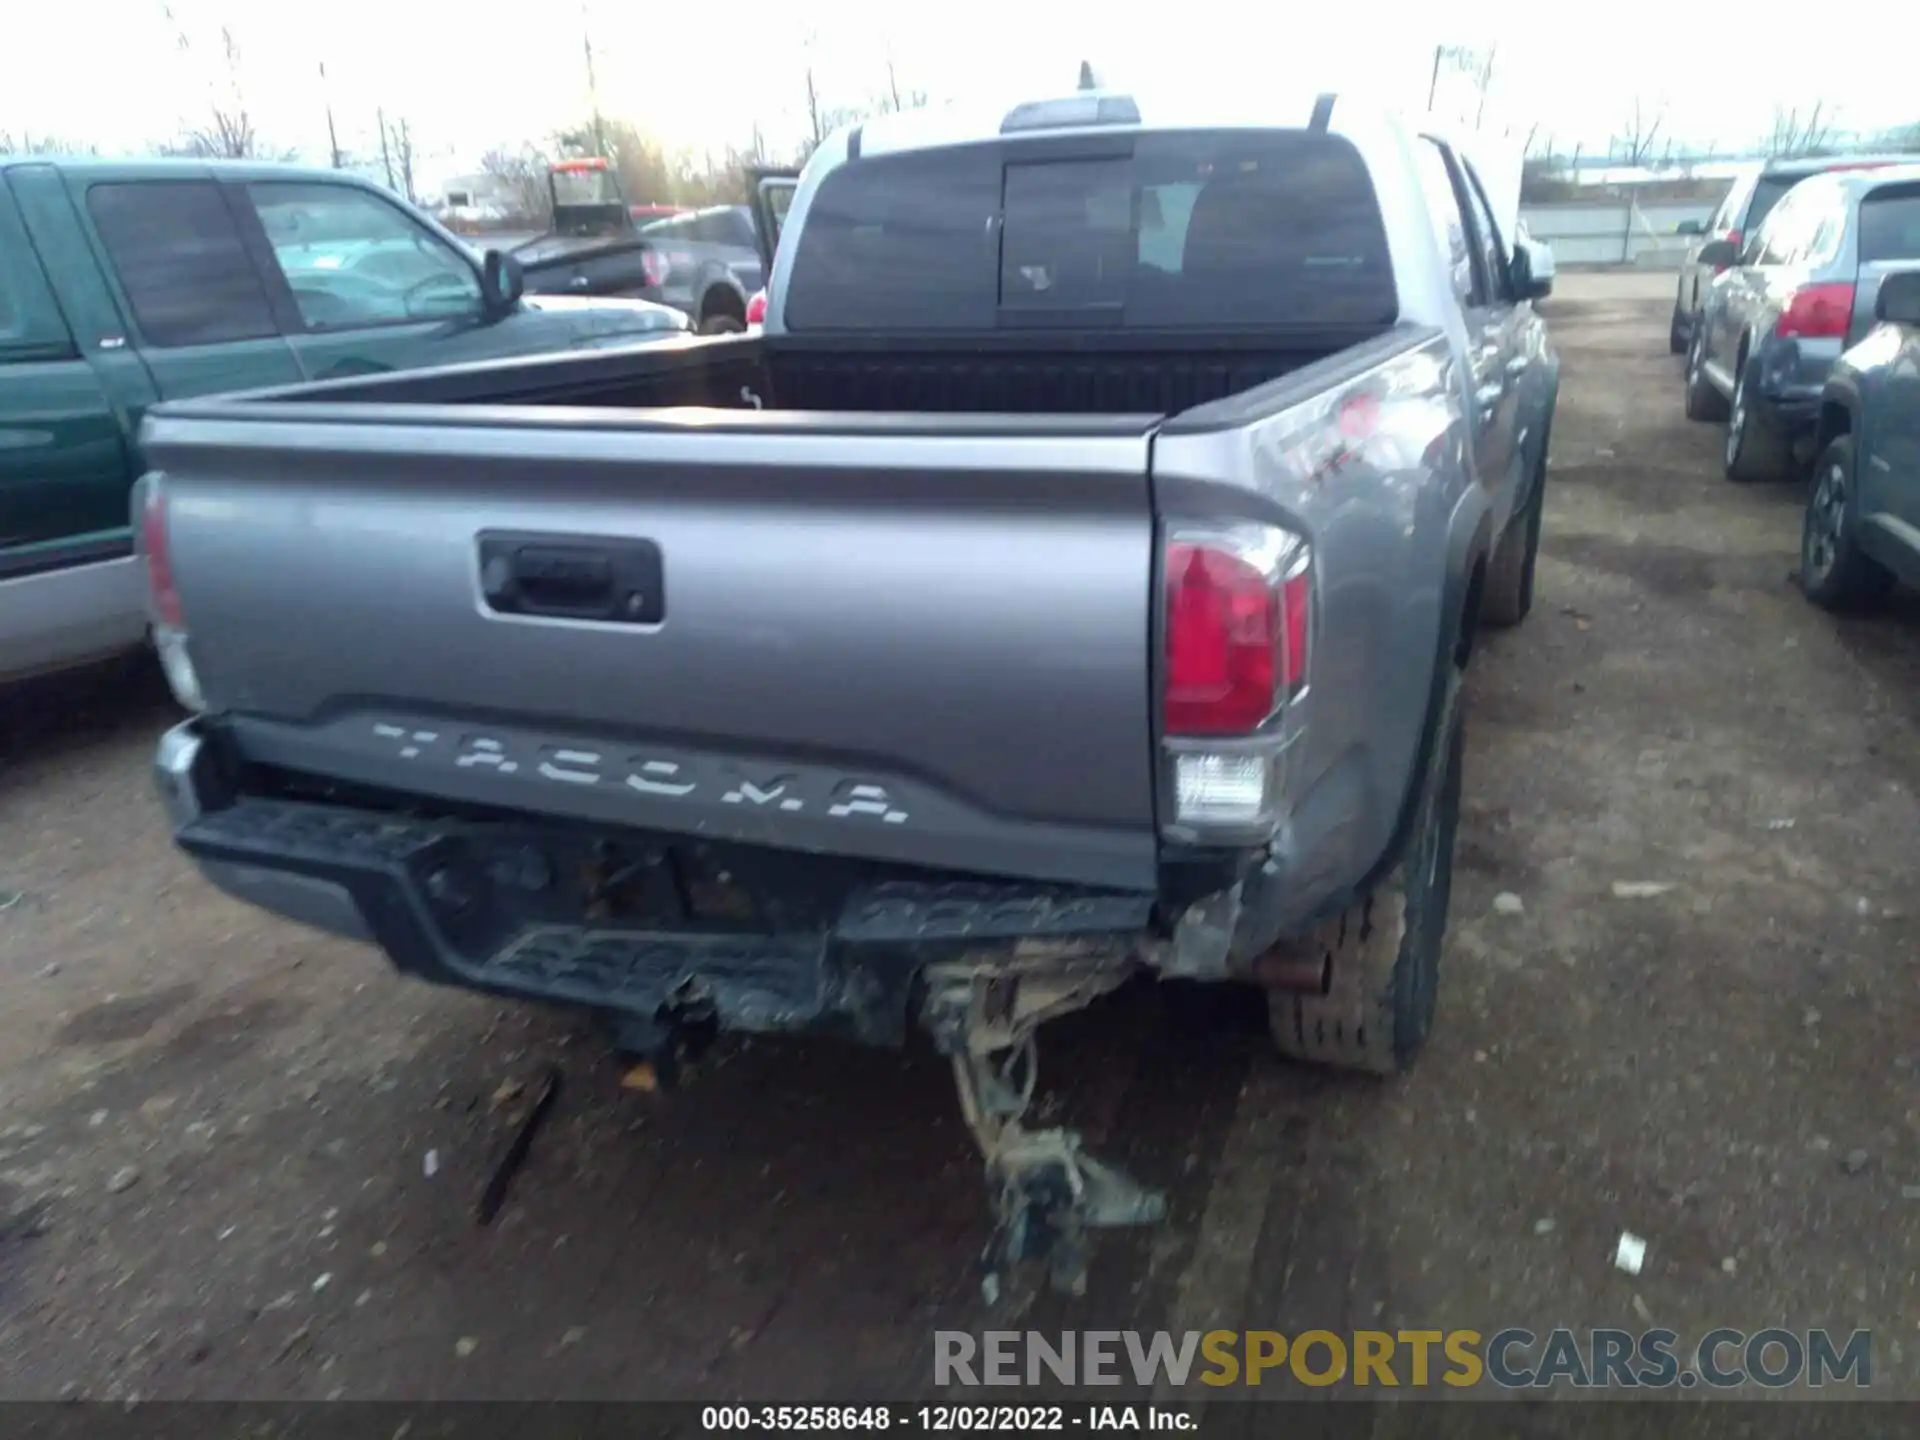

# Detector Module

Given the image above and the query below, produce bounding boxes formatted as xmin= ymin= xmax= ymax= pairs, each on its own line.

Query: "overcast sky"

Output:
xmin=5 ymin=0 xmax=1915 ymax=191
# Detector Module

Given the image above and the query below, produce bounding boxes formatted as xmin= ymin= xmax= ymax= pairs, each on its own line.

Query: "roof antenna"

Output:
xmin=1077 ymin=60 xmax=1098 ymax=91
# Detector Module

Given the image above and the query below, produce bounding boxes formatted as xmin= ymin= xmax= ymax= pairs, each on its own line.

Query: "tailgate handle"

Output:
xmin=478 ymin=532 xmax=665 ymax=625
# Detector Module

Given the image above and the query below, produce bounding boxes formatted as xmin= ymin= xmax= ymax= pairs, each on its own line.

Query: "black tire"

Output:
xmin=1801 ymin=437 xmax=1895 ymax=611
xmin=1723 ymin=357 xmax=1789 ymax=483
xmin=1668 ymin=305 xmax=1687 ymax=355
xmin=1683 ymin=324 xmax=1729 ymax=423
xmin=1481 ymin=443 xmax=1548 ymax=628
xmin=698 ymin=312 xmax=746 ymax=336
xmin=1268 ymin=673 xmax=1463 ymax=1075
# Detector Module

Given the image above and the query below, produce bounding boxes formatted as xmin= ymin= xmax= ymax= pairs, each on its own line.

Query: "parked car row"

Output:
xmin=506 ymin=158 xmax=767 ymax=333
xmin=0 ymin=156 xmax=688 ymax=685
xmin=1672 ymin=157 xmax=1920 ymax=613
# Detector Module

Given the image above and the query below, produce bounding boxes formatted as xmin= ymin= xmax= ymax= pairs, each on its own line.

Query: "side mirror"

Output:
xmin=1512 ymin=237 xmax=1554 ymax=300
xmin=1696 ymin=239 xmax=1740 ymax=270
xmin=1876 ymin=271 xmax=1920 ymax=326
xmin=1675 ymin=218 xmax=1706 ymax=237
xmin=481 ymin=249 xmax=525 ymax=317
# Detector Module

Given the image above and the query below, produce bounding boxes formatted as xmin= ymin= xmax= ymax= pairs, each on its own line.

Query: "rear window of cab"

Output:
xmin=784 ymin=129 xmax=1396 ymax=332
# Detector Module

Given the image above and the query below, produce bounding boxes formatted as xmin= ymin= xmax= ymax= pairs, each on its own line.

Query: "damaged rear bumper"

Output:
xmin=156 ymin=721 xmax=1161 ymax=1045
xmin=157 ymin=717 xmax=1310 ymax=1295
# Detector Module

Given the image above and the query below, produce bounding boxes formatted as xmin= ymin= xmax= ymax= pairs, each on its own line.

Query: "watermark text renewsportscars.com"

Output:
xmin=934 ymin=1329 xmax=1872 ymax=1390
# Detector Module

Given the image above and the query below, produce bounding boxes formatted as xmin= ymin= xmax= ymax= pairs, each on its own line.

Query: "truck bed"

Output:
xmin=140 ymin=323 xmax=1412 ymax=894
xmin=220 ymin=328 xmax=1380 ymax=418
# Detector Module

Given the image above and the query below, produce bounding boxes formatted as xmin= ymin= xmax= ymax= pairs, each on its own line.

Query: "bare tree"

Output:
xmin=1612 ymin=97 xmax=1665 ymax=167
xmin=0 ymin=130 xmax=97 ymax=156
xmin=873 ymin=79 xmax=929 ymax=115
xmin=382 ymin=114 xmax=417 ymax=203
xmin=479 ymin=147 xmax=554 ymax=225
xmin=803 ymin=67 xmax=826 ymax=150
xmin=1768 ymin=102 xmax=1834 ymax=158
xmin=181 ymin=103 xmax=258 ymax=159
xmin=159 ymin=14 xmax=276 ymax=159
xmin=1427 ymin=45 xmax=1494 ymax=121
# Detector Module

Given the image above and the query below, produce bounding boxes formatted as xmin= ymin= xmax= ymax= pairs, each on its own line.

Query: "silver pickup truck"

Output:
xmin=140 ymin=88 xmax=1559 ymax=1292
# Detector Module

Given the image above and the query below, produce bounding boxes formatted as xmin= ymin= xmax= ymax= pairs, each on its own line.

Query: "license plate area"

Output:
xmin=409 ymin=829 xmax=849 ymax=962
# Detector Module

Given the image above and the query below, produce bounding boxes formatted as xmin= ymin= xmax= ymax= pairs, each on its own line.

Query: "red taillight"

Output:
xmin=640 ymin=248 xmax=670 ymax=289
xmin=746 ymin=289 xmax=767 ymax=325
xmin=141 ymin=481 xmax=184 ymax=627
xmin=1777 ymin=282 xmax=1856 ymax=340
xmin=1164 ymin=537 xmax=1308 ymax=737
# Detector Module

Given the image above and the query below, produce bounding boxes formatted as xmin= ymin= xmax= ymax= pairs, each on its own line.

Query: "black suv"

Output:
xmin=1670 ymin=154 xmax=1920 ymax=354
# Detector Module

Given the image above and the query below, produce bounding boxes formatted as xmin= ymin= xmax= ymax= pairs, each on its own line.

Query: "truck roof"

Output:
xmin=0 ymin=155 xmax=378 ymax=187
xmin=1752 ymin=151 xmax=1920 ymax=178
xmin=804 ymin=86 xmax=1523 ymax=252
xmin=836 ymin=87 xmax=1407 ymax=162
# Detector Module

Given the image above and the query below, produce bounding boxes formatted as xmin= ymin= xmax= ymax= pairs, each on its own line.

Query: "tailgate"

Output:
xmin=142 ymin=407 xmax=1161 ymax=890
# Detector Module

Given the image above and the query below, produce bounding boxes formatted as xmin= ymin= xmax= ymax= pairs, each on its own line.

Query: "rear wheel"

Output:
xmin=1801 ymin=437 xmax=1895 ymax=611
xmin=1268 ymin=673 xmax=1463 ymax=1075
xmin=1724 ymin=360 xmax=1788 ymax=483
xmin=1684 ymin=325 xmax=1728 ymax=422
xmin=1481 ymin=442 xmax=1548 ymax=628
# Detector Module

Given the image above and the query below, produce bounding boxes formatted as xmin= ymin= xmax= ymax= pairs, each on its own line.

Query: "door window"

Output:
xmin=87 ymin=181 xmax=279 ymax=347
xmin=1459 ymin=159 xmax=1514 ymax=303
xmin=246 ymin=182 xmax=483 ymax=331
xmin=0 ymin=239 xmax=73 ymax=358
xmin=1751 ymin=190 xmax=1807 ymax=265
xmin=1709 ymin=179 xmax=1747 ymax=235
xmin=1414 ymin=141 xmax=1475 ymax=307
xmin=1743 ymin=173 xmax=1799 ymax=237
xmin=640 ymin=215 xmax=693 ymax=240
xmin=1857 ymin=187 xmax=1920 ymax=262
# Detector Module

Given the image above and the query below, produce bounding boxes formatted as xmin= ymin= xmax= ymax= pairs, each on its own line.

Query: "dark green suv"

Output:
xmin=1 ymin=157 xmax=687 ymax=683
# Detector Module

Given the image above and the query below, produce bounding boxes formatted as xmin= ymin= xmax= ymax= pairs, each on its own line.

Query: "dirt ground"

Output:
xmin=3 ymin=272 xmax=1918 ymax=1404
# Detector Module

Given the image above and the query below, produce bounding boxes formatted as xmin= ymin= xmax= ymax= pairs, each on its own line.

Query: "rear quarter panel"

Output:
xmin=1153 ymin=326 xmax=1473 ymax=925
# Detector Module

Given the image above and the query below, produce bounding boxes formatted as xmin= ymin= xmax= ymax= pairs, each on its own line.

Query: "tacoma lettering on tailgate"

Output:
xmin=370 ymin=723 xmax=911 ymax=824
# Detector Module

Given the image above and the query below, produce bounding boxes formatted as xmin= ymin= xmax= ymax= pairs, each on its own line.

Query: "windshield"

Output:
xmin=785 ymin=129 xmax=1395 ymax=332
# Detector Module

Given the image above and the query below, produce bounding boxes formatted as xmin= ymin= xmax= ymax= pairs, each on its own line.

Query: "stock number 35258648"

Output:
xmin=701 ymin=1406 xmax=1070 ymax=1431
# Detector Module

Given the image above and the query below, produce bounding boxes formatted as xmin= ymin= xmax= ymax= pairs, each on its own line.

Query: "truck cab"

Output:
xmin=0 ymin=156 xmax=687 ymax=684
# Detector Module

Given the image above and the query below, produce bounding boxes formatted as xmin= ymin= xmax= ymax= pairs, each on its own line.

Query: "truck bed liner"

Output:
xmin=224 ymin=331 xmax=1377 ymax=420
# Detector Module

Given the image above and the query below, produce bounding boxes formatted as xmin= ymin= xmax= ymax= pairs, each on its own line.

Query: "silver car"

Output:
xmin=1683 ymin=164 xmax=1920 ymax=482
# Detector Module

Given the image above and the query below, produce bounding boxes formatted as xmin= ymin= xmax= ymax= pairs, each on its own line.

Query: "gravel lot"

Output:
xmin=2 ymin=271 xmax=1918 ymax=1403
